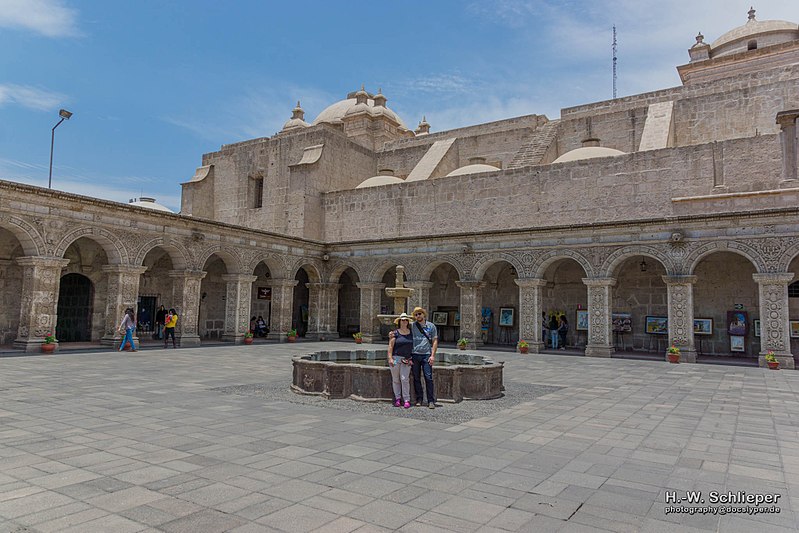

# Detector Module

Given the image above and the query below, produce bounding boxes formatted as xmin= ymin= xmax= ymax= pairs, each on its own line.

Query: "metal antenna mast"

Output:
xmin=612 ymin=25 xmax=618 ymax=99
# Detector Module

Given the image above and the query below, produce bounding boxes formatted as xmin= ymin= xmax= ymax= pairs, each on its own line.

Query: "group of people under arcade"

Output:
xmin=543 ymin=311 xmax=569 ymax=350
xmin=117 ymin=304 xmax=179 ymax=351
xmin=248 ymin=316 xmax=269 ymax=337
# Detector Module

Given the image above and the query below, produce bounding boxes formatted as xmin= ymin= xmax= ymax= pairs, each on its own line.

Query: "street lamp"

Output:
xmin=48 ymin=108 xmax=73 ymax=189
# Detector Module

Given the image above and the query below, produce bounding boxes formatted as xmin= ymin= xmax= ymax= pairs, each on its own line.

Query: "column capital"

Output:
xmin=168 ymin=269 xmax=207 ymax=281
xmin=752 ymin=272 xmax=795 ymax=284
xmin=406 ymin=280 xmax=434 ymax=288
xmin=267 ymin=278 xmax=299 ymax=288
xmin=582 ymin=277 xmax=617 ymax=287
xmin=661 ymin=275 xmax=698 ymax=285
xmin=15 ymin=256 xmax=69 ymax=268
xmin=776 ymin=110 xmax=799 ymax=128
xmin=221 ymin=273 xmax=257 ymax=283
xmin=101 ymin=264 xmax=148 ymax=275
xmin=455 ymin=280 xmax=486 ymax=289
xmin=356 ymin=282 xmax=385 ymax=290
xmin=515 ymin=277 xmax=547 ymax=288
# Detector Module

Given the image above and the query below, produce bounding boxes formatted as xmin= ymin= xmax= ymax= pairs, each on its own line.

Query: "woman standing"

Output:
xmin=117 ymin=308 xmax=137 ymax=352
xmin=164 ymin=308 xmax=178 ymax=348
xmin=549 ymin=313 xmax=560 ymax=349
xmin=387 ymin=312 xmax=414 ymax=409
xmin=558 ymin=315 xmax=569 ymax=350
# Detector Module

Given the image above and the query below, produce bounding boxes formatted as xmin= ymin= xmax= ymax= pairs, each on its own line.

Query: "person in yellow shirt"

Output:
xmin=164 ymin=308 xmax=178 ymax=348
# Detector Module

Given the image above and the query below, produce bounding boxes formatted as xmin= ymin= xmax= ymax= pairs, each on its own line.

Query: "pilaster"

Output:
xmin=753 ymin=272 xmax=795 ymax=369
xmin=515 ymin=278 xmax=548 ymax=353
xmin=662 ymin=275 xmax=698 ymax=363
xmin=267 ymin=279 xmax=298 ymax=341
xmin=222 ymin=274 xmax=257 ymax=343
xmin=100 ymin=265 xmax=148 ymax=346
xmin=406 ymin=281 xmax=433 ymax=314
xmin=168 ymin=269 xmax=207 ymax=347
xmin=776 ymin=110 xmax=799 ymax=185
xmin=13 ymin=256 xmax=69 ymax=352
xmin=583 ymin=277 xmax=616 ymax=357
xmin=455 ymin=280 xmax=485 ymax=349
xmin=306 ymin=282 xmax=341 ymax=341
xmin=356 ymin=282 xmax=385 ymax=343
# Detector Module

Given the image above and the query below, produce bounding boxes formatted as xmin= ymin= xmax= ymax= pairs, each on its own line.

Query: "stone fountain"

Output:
xmin=377 ymin=265 xmax=415 ymax=326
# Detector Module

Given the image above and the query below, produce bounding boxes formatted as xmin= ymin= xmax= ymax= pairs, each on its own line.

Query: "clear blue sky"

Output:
xmin=2 ymin=0 xmax=797 ymax=211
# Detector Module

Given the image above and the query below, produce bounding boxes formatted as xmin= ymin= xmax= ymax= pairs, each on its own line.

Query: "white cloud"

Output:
xmin=0 ymin=0 xmax=80 ymax=37
xmin=0 ymin=84 xmax=67 ymax=111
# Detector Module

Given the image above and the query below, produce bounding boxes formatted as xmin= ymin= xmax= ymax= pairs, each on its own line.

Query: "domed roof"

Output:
xmin=710 ymin=9 xmax=798 ymax=51
xmin=281 ymin=101 xmax=309 ymax=132
xmin=128 ymin=197 xmax=174 ymax=213
xmin=552 ymin=147 xmax=625 ymax=164
xmin=355 ymin=175 xmax=405 ymax=189
xmin=313 ymin=95 xmax=408 ymax=129
xmin=445 ymin=164 xmax=501 ymax=177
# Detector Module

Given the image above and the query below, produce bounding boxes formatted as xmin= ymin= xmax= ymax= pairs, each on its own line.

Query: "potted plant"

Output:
xmin=457 ymin=337 xmax=468 ymax=350
xmin=765 ymin=351 xmax=779 ymax=370
xmin=518 ymin=339 xmax=529 ymax=354
xmin=41 ymin=332 xmax=57 ymax=353
xmin=243 ymin=332 xmax=254 ymax=345
xmin=286 ymin=328 xmax=298 ymax=343
xmin=667 ymin=345 xmax=680 ymax=364
xmin=353 ymin=332 xmax=363 ymax=344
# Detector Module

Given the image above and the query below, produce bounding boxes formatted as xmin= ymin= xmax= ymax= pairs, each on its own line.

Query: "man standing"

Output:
xmin=155 ymin=305 xmax=167 ymax=340
xmin=409 ymin=306 xmax=439 ymax=409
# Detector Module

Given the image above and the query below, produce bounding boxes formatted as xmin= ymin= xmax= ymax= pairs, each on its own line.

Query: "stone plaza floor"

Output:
xmin=0 ymin=343 xmax=798 ymax=532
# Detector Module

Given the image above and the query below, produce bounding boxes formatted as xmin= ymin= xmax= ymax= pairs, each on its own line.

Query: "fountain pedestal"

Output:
xmin=376 ymin=266 xmax=415 ymax=327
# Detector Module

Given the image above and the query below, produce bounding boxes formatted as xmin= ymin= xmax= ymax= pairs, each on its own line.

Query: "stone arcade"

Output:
xmin=1 ymin=10 xmax=799 ymax=368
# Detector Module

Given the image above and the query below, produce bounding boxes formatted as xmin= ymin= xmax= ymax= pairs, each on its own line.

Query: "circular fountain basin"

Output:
xmin=292 ymin=349 xmax=503 ymax=402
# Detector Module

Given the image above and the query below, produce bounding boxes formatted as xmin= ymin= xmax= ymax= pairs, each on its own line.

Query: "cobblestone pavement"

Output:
xmin=0 ymin=343 xmax=798 ymax=532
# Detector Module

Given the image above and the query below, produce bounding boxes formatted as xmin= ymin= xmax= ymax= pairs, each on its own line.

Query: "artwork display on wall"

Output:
xmin=753 ymin=319 xmax=760 ymax=338
xmin=790 ymin=320 xmax=799 ymax=338
xmin=576 ymin=310 xmax=588 ymax=331
xmin=730 ymin=335 xmax=745 ymax=352
xmin=693 ymin=318 xmax=713 ymax=336
xmin=481 ymin=308 xmax=492 ymax=331
xmin=453 ymin=312 xmax=460 ymax=326
xmin=432 ymin=311 xmax=448 ymax=326
xmin=257 ymin=287 xmax=271 ymax=300
xmin=727 ymin=310 xmax=748 ymax=336
xmin=645 ymin=316 xmax=668 ymax=335
xmin=612 ymin=313 xmax=632 ymax=333
xmin=499 ymin=307 xmax=514 ymax=327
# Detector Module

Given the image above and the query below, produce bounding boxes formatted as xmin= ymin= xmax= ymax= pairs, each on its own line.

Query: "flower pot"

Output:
xmin=243 ymin=337 xmax=253 ymax=345
xmin=767 ymin=361 xmax=779 ymax=370
xmin=355 ymin=338 xmax=363 ymax=344
xmin=287 ymin=336 xmax=296 ymax=343
xmin=519 ymin=346 xmax=529 ymax=354
xmin=41 ymin=343 xmax=56 ymax=354
xmin=458 ymin=345 xmax=466 ymax=350
xmin=667 ymin=353 xmax=680 ymax=364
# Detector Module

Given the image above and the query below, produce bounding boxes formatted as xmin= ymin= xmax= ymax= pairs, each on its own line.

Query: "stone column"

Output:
xmin=515 ymin=278 xmax=547 ymax=353
xmin=407 ymin=281 xmax=433 ymax=314
xmin=100 ymin=265 xmax=148 ymax=347
xmin=168 ymin=269 xmax=206 ymax=347
xmin=14 ymin=256 xmax=69 ymax=352
xmin=306 ymin=282 xmax=341 ymax=341
xmin=583 ymin=277 xmax=616 ymax=357
xmin=753 ymin=272 xmax=795 ymax=369
xmin=222 ymin=274 xmax=257 ymax=344
xmin=455 ymin=281 xmax=485 ymax=348
xmin=356 ymin=282 xmax=385 ymax=343
xmin=776 ymin=110 xmax=799 ymax=184
xmin=662 ymin=275 xmax=698 ymax=363
xmin=268 ymin=279 xmax=298 ymax=341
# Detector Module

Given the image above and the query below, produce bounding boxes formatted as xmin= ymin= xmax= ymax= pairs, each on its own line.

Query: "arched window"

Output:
xmin=747 ymin=40 xmax=757 ymax=51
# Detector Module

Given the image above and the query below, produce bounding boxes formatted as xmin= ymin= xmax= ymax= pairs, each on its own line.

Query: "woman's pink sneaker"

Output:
xmin=403 ymin=401 xmax=411 ymax=409
xmin=394 ymin=398 xmax=401 ymax=407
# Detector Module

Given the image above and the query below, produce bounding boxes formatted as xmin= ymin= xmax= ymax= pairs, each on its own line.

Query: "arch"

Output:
xmin=686 ymin=241 xmax=761 ymax=274
xmin=472 ymin=253 xmax=526 ymax=280
xmin=134 ymin=238 xmax=189 ymax=270
xmin=365 ymin=259 xmax=403 ymax=283
xmin=327 ymin=260 xmax=366 ymax=284
xmin=532 ymin=250 xmax=593 ymax=279
xmin=777 ymin=239 xmax=799 ymax=273
xmin=417 ymin=257 xmax=467 ymax=281
xmin=602 ymin=246 xmax=677 ymax=277
xmin=0 ymin=215 xmax=45 ymax=256
xmin=245 ymin=253 xmax=286 ymax=279
xmin=290 ymin=262 xmax=322 ymax=283
xmin=197 ymin=245 xmax=243 ymax=273
xmin=54 ymin=226 xmax=127 ymax=264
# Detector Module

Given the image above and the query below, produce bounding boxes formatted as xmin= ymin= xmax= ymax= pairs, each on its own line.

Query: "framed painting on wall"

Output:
xmin=790 ymin=320 xmax=799 ymax=338
xmin=645 ymin=316 xmax=668 ymax=335
xmin=257 ymin=287 xmax=271 ymax=300
xmin=693 ymin=318 xmax=713 ymax=336
xmin=727 ymin=310 xmax=748 ymax=336
xmin=753 ymin=319 xmax=760 ymax=338
xmin=576 ymin=310 xmax=589 ymax=331
xmin=499 ymin=307 xmax=514 ymax=327
xmin=453 ymin=312 xmax=460 ymax=326
xmin=730 ymin=335 xmax=745 ymax=352
xmin=612 ymin=313 xmax=632 ymax=333
xmin=432 ymin=311 xmax=448 ymax=326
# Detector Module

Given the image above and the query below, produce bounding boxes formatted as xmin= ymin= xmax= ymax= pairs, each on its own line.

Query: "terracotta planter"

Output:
xmin=458 ymin=345 xmax=467 ymax=350
xmin=767 ymin=361 xmax=780 ymax=370
xmin=41 ymin=343 xmax=56 ymax=354
xmin=355 ymin=338 xmax=363 ymax=344
xmin=667 ymin=353 xmax=680 ymax=364
xmin=243 ymin=337 xmax=253 ymax=345
xmin=519 ymin=346 xmax=529 ymax=354
xmin=287 ymin=336 xmax=296 ymax=343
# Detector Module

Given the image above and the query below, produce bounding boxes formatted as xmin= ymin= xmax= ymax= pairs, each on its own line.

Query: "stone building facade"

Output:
xmin=2 ymin=10 xmax=799 ymax=368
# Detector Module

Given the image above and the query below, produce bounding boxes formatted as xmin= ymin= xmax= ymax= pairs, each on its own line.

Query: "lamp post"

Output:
xmin=48 ymin=108 xmax=73 ymax=189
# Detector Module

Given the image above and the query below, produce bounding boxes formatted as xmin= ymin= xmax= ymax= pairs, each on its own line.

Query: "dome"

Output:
xmin=710 ymin=9 xmax=798 ymax=57
xmin=355 ymin=175 xmax=405 ymax=189
xmin=552 ymin=147 xmax=625 ymax=164
xmin=282 ymin=117 xmax=309 ymax=130
xmin=128 ymin=197 xmax=174 ymax=213
xmin=313 ymin=97 xmax=408 ymax=129
xmin=445 ymin=164 xmax=501 ymax=177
